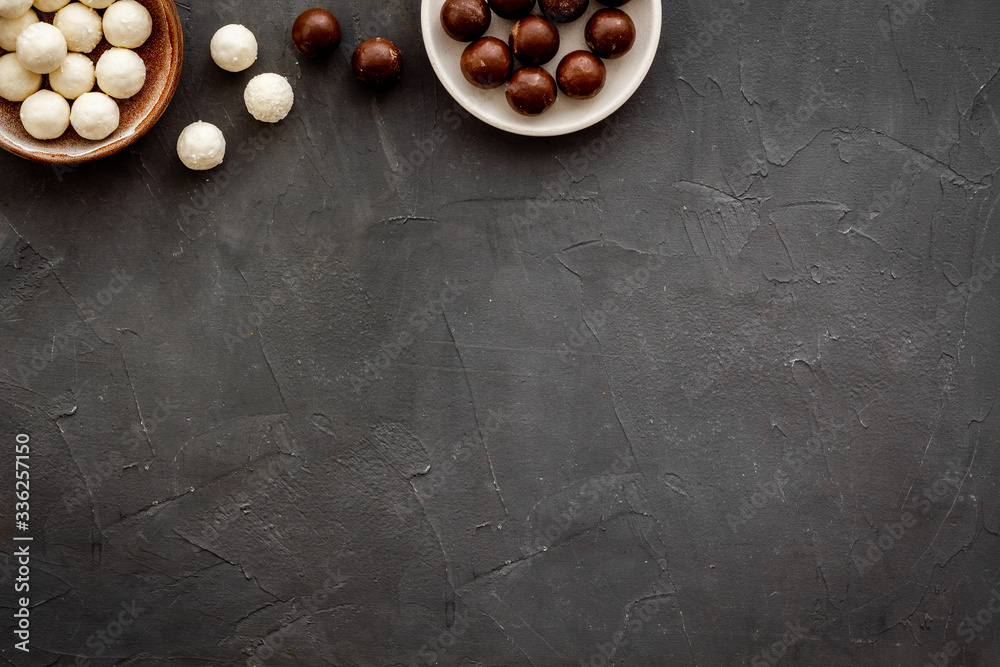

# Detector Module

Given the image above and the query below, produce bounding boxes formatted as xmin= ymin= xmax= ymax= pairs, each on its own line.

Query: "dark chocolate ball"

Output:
xmin=505 ymin=67 xmax=557 ymax=116
xmin=585 ymin=8 xmax=635 ymax=59
xmin=508 ymin=15 xmax=559 ymax=66
xmin=538 ymin=0 xmax=589 ymax=23
xmin=556 ymin=50 xmax=606 ymax=99
xmin=440 ymin=0 xmax=491 ymax=42
xmin=292 ymin=9 xmax=342 ymax=57
xmin=487 ymin=0 xmax=536 ymax=20
xmin=461 ymin=37 xmax=513 ymax=89
xmin=352 ymin=38 xmax=403 ymax=88
xmin=595 ymin=0 xmax=630 ymax=6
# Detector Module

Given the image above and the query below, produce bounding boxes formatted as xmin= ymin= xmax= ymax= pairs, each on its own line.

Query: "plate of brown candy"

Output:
xmin=421 ymin=0 xmax=660 ymax=136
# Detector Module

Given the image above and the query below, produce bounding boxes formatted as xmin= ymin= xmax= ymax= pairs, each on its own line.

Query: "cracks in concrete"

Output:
xmin=442 ymin=309 xmax=509 ymax=519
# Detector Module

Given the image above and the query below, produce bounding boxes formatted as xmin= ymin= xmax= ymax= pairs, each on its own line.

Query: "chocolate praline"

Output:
xmin=505 ymin=66 xmax=557 ymax=116
xmin=508 ymin=15 xmax=559 ymax=67
xmin=440 ymin=0 xmax=491 ymax=42
xmin=556 ymin=50 xmax=606 ymax=99
xmin=585 ymin=8 xmax=635 ymax=59
xmin=538 ymin=0 xmax=589 ymax=23
xmin=461 ymin=37 xmax=513 ymax=89
xmin=292 ymin=8 xmax=342 ymax=57
xmin=352 ymin=38 xmax=403 ymax=88
xmin=487 ymin=0 xmax=536 ymax=20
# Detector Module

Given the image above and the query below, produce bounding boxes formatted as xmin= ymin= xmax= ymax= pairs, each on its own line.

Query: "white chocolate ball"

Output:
xmin=80 ymin=0 xmax=115 ymax=7
xmin=102 ymin=0 xmax=150 ymax=48
xmin=176 ymin=121 xmax=226 ymax=170
xmin=33 ymin=0 xmax=69 ymax=11
xmin=0 ymin=0 xmax=31 ymax=19
xmin=20 ymin=89 xmax=70 ymax=139
xmin=16 ymin=22 xmax=67 ymax=74
xmin=0 ymin=9 xmax=37 ymax=52
xmin=70 ymin=91 xmax=119 ymax=140
xmin=49 ymin=52 xmax=95 ymax=99
xmin=95 ymin=47 xmax=144 ymax=98
xmin=54 ymin=2 xmax=102 ymax=53
xmin=244 ymin=73 xmax=293 ymax=123
xmin=0 ymin=52 xmax=41 ymax=101
xmin=210 ymin=24 xmax=257 ymax=73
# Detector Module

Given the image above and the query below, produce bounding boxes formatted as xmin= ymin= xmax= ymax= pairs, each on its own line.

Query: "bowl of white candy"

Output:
xmin=0 ymin=0 xmax=182 ymax=163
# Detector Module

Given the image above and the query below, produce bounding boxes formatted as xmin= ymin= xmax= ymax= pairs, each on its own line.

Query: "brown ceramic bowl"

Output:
xmin=0 ymin=0 xmax=183 ymax=163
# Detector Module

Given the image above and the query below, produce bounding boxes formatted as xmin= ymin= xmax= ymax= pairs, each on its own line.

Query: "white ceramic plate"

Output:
xmin=421 ymin=0 xmax=661 ymax=136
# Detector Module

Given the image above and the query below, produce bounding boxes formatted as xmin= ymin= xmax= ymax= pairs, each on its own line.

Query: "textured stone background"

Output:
xmin=2 ymin=0 xmax=1000 ymax=665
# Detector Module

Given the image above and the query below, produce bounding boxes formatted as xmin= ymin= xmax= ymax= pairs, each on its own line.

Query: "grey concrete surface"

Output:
xmin=2 ymin=0 xmax=1000 ymax=665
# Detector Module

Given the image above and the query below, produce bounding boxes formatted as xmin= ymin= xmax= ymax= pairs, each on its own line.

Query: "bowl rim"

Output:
xmin=420 ymin=0 xmax=662 ymax=137
xmin=0 ymin=0 xmax=184 ymax=164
